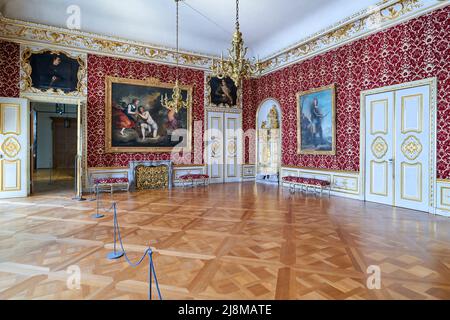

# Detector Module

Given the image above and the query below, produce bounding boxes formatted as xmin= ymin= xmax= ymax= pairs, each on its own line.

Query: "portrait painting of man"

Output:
xmin=297 ymin=84 xmax=336 ymax=155
xmin=105 ymin=77 xmax=192 ymax=153
xmin=29 ymin=51 xmax=81 ymax=93
xmin=209 ymin=76 xmax=238 ymax=107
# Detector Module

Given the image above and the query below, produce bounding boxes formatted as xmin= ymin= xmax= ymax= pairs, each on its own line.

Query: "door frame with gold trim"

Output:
xmin=21 ymin=93 xmax=88 ymax=195
xmin=360 ymin=78 xmax=437 ymax=213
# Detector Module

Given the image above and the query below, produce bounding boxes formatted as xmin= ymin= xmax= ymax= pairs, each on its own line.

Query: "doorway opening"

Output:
xmin=256 ymin=99 xmax=282 ymax=184
xmin=31 ymin=102 xmax=78 ymax=194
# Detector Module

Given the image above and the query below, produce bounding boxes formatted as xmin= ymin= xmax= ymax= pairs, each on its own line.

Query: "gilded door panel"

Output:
xmin=395 ymin=85 xmax=429 ymax=211
xmin=0 ymin=99 xmax=29 ymax=198
xmin=0 ymin=104 xmax=21 ymax=135
xmin=224 ymin=113 xmax=242 ymax=183
xmin=1 ymin=160 xmax=21 ymax=191
xmin=207 ymin=112 xmax=224 ymax=183
xmin=370 ymin=161 xmax=388 ymax=197
xmin=365 ymin=92 xmax=394 ymax=206
xmin=400 ymin=162 xmax=422 ymax=202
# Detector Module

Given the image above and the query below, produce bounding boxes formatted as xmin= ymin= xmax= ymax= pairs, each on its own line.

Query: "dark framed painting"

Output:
xmin=297 ymin=84 xmax=336 ymax=155
xmin=105 ymin=77 xmax=193 ymax=153
xmin=208 ymin=76 xmax=238 ymax=107
xmin=22 ymin=49 xmax=84 ymax=94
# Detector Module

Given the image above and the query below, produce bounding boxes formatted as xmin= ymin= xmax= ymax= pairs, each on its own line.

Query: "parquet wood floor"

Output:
xmin=0 ymin=182 xmax=449 ymax=300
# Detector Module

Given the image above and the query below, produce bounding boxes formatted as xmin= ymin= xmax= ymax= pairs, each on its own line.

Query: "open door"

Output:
xmin=0 ymin=98 xmax=29 ymax=198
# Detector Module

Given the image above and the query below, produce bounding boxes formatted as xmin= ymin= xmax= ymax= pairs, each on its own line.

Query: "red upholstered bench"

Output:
xmin=93 ymin=177 xmax=130 ymax=194
xmin=179 ymin=174 xmax=210 ymax=188
xmin=282 ymin=176 xmax=331 ymax=196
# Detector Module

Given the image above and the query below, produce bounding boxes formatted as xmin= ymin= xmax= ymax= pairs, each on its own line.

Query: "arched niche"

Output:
xmin=256 ymin=99 xmax=282 ymax=184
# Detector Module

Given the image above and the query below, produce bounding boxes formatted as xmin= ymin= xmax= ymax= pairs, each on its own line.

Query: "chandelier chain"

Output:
xmin=160 ymin=0 xmax=190 ymax=114
xmin=236 ymin=0 xmax=240 ymax=30
xmin=176 ymin=0 xmax=180 ymax=78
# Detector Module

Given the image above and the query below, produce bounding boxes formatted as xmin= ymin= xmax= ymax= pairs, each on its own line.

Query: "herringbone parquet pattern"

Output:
xmin=0 ymin=182 xmax=449 ymax=300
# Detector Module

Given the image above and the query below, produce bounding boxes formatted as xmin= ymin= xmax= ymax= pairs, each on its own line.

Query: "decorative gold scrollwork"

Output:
xmin=1 ymin=137 xmax=21 ymax=158
xmin=371 ymin=136 xmax=388 ymax=159
xmin=401 ymin=135 xmax=423 ymax=161
xmin=135 ymin=165 xmax=168 ymax=190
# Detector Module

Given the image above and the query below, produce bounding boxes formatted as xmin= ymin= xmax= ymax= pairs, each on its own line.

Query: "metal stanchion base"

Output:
xmin=91 ymin=213 xmax=105 ymax=219
xmin=107 ymin=251 xmax=124 ymax=260
xmin=72 ymin=197 xmax=87 ymax=201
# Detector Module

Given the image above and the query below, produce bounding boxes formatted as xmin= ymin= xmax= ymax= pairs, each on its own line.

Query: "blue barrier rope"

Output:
xmin=111 ymin=203 xmax=163 ymax=300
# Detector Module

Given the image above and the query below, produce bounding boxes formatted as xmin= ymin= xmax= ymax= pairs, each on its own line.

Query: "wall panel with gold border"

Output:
xmin=242 ymin=164 xmax=256 ymax=181
xmin=436 ymin=180 xmax=450 ymax=217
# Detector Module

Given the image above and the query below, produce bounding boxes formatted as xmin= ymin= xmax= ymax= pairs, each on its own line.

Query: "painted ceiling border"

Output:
xmin=0 ymin=0 xmax=447 ymax=74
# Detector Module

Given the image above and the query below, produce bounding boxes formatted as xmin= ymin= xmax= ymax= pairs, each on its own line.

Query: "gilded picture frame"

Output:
xmin=105 ymin=77 xmax=193 ymax=153
xmin=206 ymin=75 xmax=240 ymax=108
xmin=297 ymin=84 xmax=336 ymax=155
xmin=21 ymin=47 xmax=87 ymax=97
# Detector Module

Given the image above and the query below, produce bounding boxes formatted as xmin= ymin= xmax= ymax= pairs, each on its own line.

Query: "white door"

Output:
xmin=224 ymin=113 xmax=242 ymax=183
xmin=365 ymin=92 xmax=394 ymax=205
xmin=364 ymin=84 xmax=431 ymax=212
xmin=206 ymin=111 xmax=242 ymax=184
xmin=0 ymin=98 xmax=29 ymax=198
xmin=206 ymin=111 xmax=224 ymax=184
xmin=394 ymin=85 xmax=430 ymax=212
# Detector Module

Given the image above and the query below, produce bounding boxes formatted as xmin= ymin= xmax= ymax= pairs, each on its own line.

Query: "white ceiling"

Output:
xmin=0 ymin=0 xmax=382 ymax=59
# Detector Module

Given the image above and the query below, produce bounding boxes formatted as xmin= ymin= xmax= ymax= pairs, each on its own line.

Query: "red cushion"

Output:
xmin=180 ymin=174 xmax=209 ymax=180
xmin=283 ymin=176 xmax=330 ymax=187
xmin=302 ymin=178 xmax=330 ymax=186
xmin=282 ymin=176 xmax=299 ymax=183
xmin=94 ymin=177 xmax=129 ymax=184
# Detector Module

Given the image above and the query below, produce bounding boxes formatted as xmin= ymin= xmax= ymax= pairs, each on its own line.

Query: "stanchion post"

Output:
xmin=107 ymin=203 xmax=124 ymax=260
xmin=91 ymin=183 xmax=105 ymax=219
xmin=73 ymin=100 xmax=86 ymax=201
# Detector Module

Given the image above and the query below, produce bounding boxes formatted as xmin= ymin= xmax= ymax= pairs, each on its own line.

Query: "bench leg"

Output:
xmin=289 ymin=183 xmax=295 ymax=194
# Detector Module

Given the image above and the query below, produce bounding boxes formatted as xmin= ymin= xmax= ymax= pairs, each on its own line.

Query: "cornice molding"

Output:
xmin=0 ymin=0 xmax=447 ymax=75
xmin=258 ymin=0 xmax=449 ymax=75
xmin=0 ymin=12 xmax=216 ymax=71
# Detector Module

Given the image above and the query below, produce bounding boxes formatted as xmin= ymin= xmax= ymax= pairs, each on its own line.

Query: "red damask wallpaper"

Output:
xmin=0 ymin=41 xmax=20 ymax=98
xmin=87 ymin=54 xmax=205 ymax=167
xmin=243 ymin=6 xmax=450 ymax=179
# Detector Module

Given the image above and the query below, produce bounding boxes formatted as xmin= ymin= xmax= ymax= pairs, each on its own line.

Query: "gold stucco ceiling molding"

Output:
xmin=258 ymin=0 xmax=449 ymax=74
xmin=0 ymin=0 xmax=448 ymax=75
xmin=0 ymin=12 xmax=215 ymax=71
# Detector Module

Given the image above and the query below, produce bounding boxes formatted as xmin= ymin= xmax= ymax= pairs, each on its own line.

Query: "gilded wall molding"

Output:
xmin=0 ymin=0 xmax=447 ymax=75
xmin=0 ymin=13 xmax=215 ymax=71
xmin=258 ymin=0 xmax=448 ymax=74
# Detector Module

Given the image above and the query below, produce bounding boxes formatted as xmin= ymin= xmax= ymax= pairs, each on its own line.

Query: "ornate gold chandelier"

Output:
xmin=211 ymin=0 xmax=263 ymax=87
xmin=161 ymin=0 xmax=190 ymax=113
